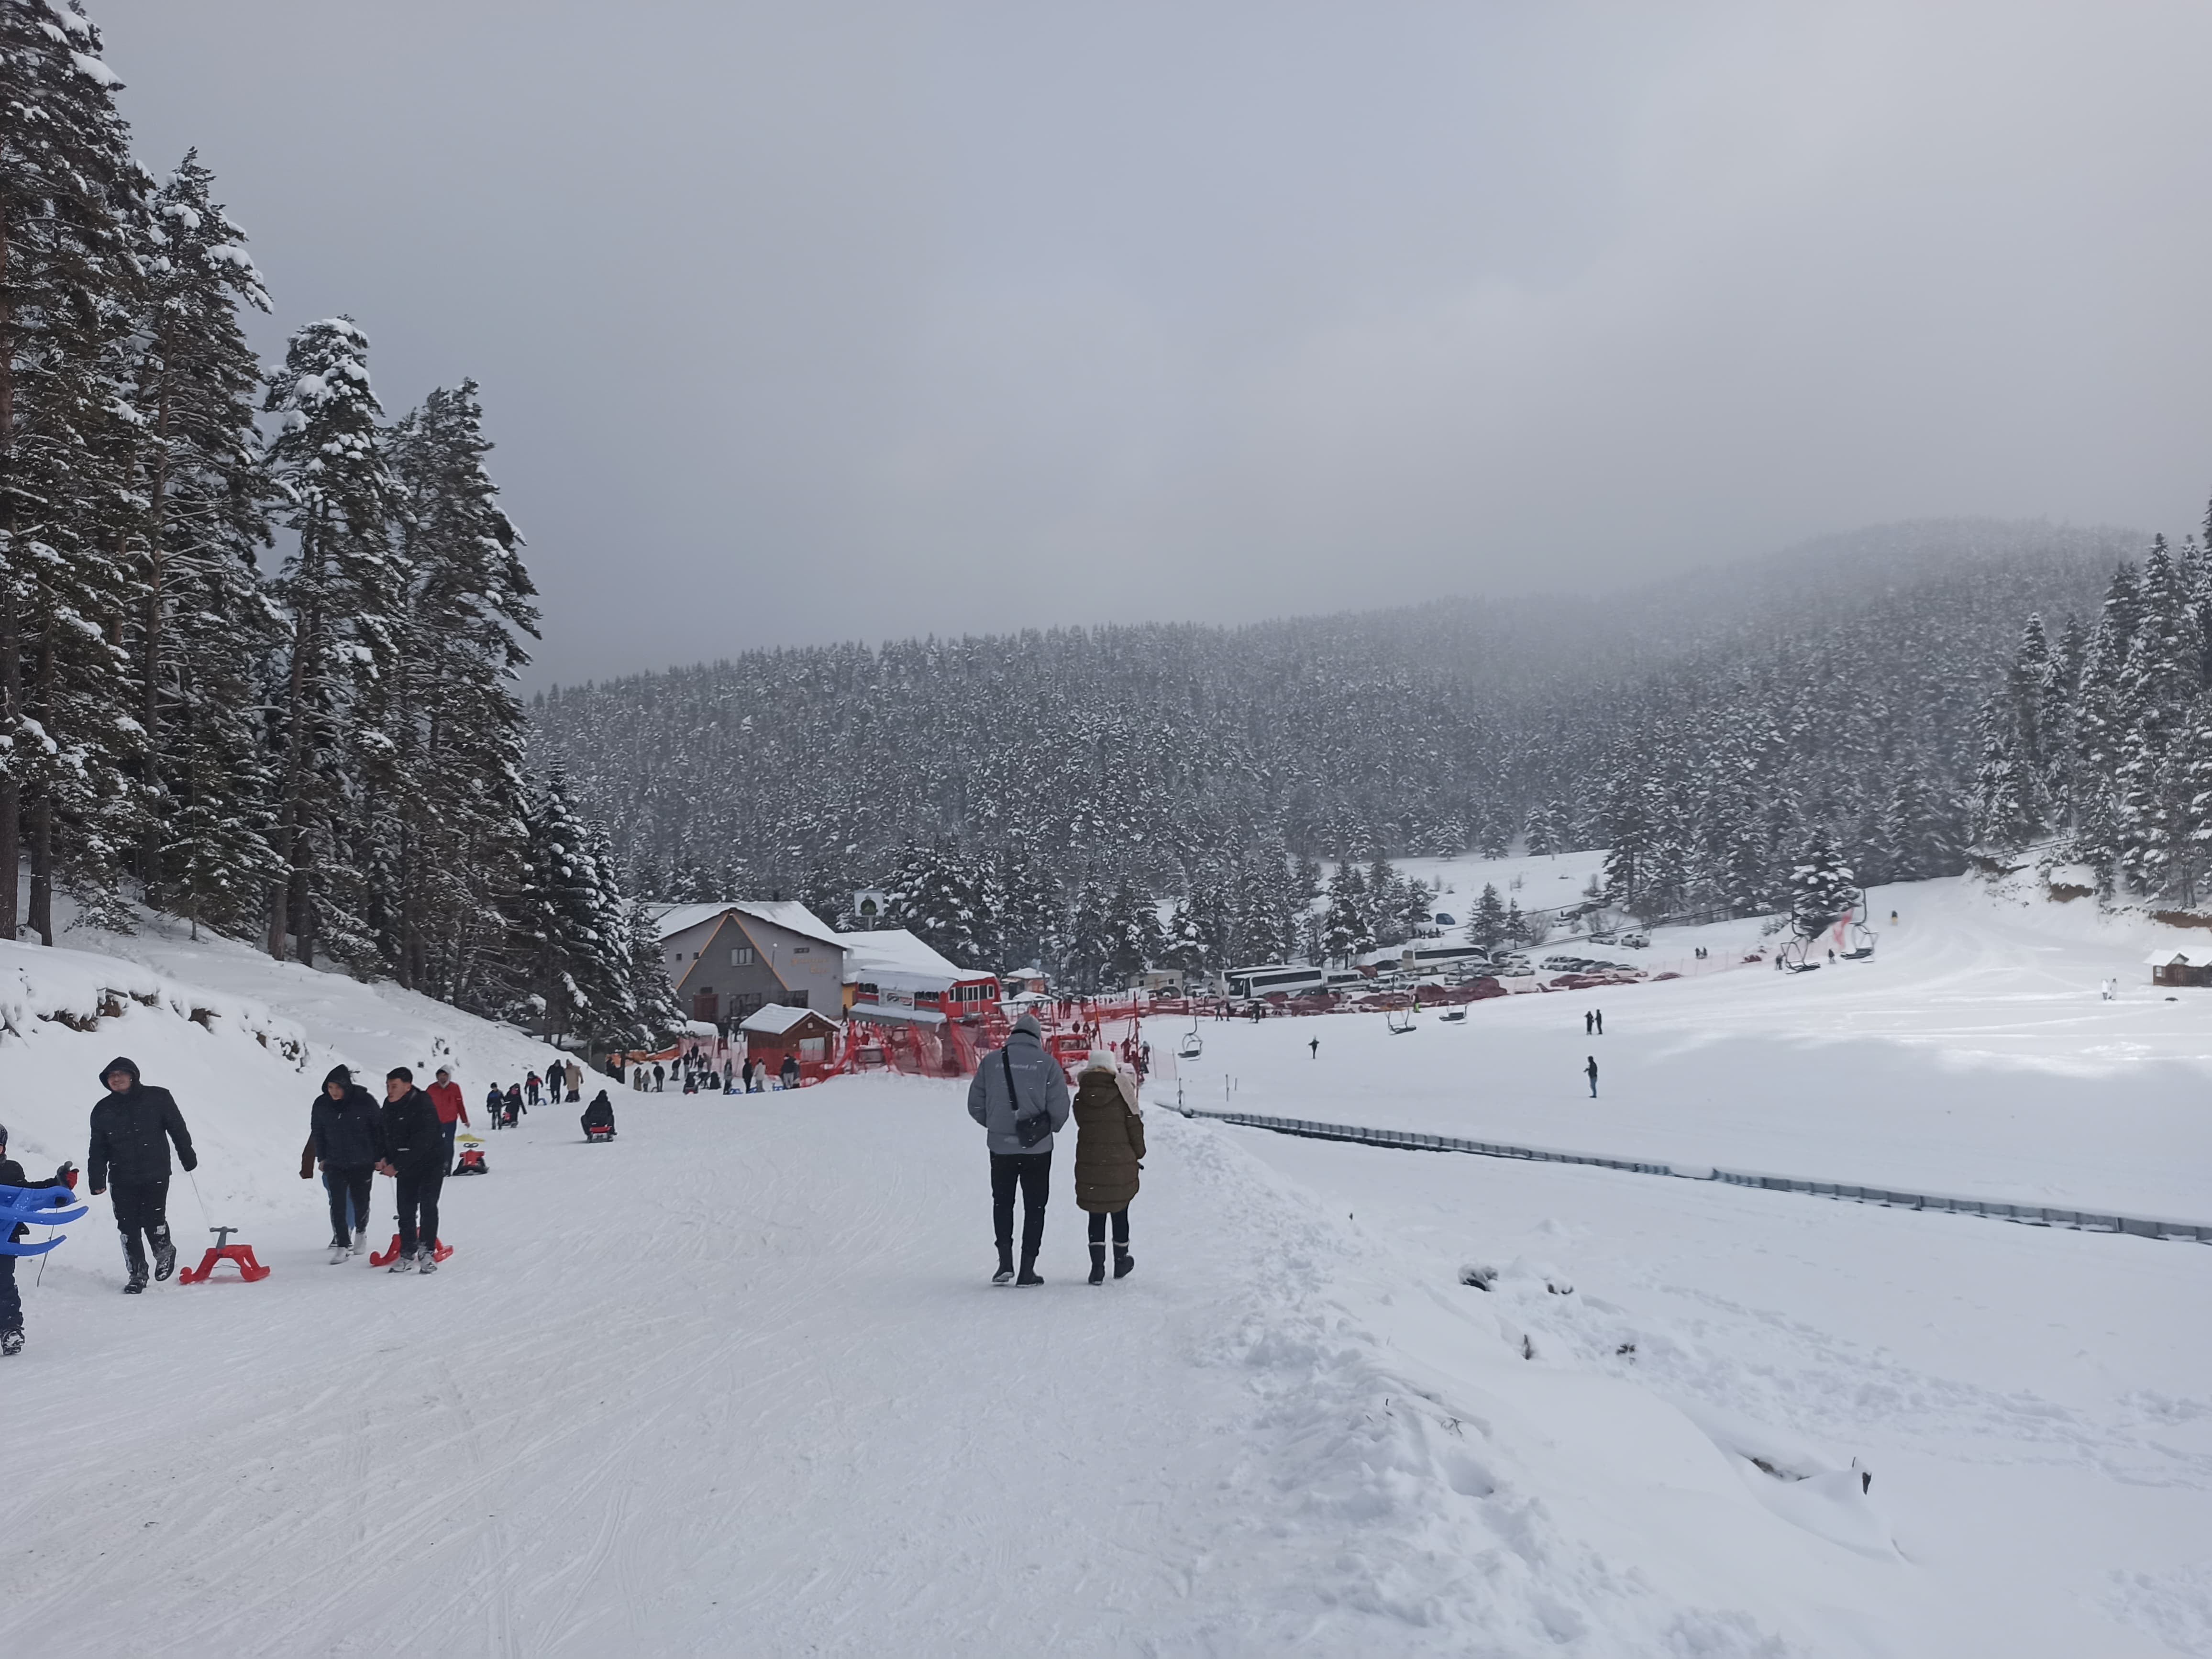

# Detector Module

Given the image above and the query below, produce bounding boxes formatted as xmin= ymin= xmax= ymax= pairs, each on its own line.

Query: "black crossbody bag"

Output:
xmin=1003 ymin=1048 xmax=1052 ymax=1149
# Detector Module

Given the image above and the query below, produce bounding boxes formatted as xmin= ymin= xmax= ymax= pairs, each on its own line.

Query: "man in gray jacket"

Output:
xmin=967 ymin=1012 xmax=1072 ymax=1285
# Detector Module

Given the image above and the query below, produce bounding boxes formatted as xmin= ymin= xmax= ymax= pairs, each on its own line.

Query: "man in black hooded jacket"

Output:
xmin=308 ymin=1065 xmax=381 ymax=1261
xmin=376 ymin=1068 xmax=446 ymax=1273
xmin=87 ymin=1057 xmax=197 ymax=1293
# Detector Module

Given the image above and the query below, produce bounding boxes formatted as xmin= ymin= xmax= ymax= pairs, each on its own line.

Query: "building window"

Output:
xmin=789 ymin=990 xmax=808 ymax=1009
xmin=731 ymin=947 xmax=753 ymax=966
xmin=793 ymin=946 xmax=810 ymax=955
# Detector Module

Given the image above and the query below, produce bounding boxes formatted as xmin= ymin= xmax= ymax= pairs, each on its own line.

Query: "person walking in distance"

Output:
xmin=376 ymin=1068 xmax=447 ymax=1274
xmin=86 ymin=1057 xmax=197 ymax=1294
xmin=565 ymin=1059 xmax=584 ymax=1103
xmin=306 ymin=1065 xmax=380 ymax=1261
xmin=779 ymin=1053 xmax=800 ymax=1091
xmin=427 ymin=1066 xmax=469 ymax=1175
xmin=1585 ymin=1055 xmax=1599 ymax=1098
xmin=1071 ymin=1051 xmax=1145 ymax=1285
xmin=1309 ymin=1037 xmax=1319 ymax=1060
xmin=525 ymin=1070 xmax=542 ymax=1108
xmin=967 ymin=1012 xmax=1072 ymax=1285
xmin=484 ymin=1083 xmax=504 ymax=1130
xmin=1594 ymin=1009 xmax=1603 ymax=1036
xmin=653 ymin=1061 xmax=665 ymax=1094
xmin=1584 ymin=1009 xmax=1593 ymax=1036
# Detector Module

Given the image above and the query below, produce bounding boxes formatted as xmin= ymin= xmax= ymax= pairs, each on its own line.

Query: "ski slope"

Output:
xmin=2 ymin=877 xmax=2210 ymax=1654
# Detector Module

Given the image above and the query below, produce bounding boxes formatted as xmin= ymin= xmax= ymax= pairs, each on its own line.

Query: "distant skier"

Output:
xmin=968 ymin=1012 xmax=1072 ymax=1286
xmin=581 ymin=1091 xmax=616 ymax=1139
xmin=1072 ymin=1051 xmax=1145 ymax=1285
xmin=779 ymin=1054 xmax=800 ymax=1091
xmin=1309 ymin=1037 xmax=1320 ymax=1060
xmin=0 ymin=1122 xmax=75 ymax=1356
xmin=307 ymin=1065 xmax=381 ymax=1261
xmin=376 ymin=1068 xmax=446 ymax=1274
xmin=86 ymin=1057 xmax=197 ymax=1294
xmin=428 ymin=1066 xmax=469 ymax=1175
xmin=1585 ymin=1055 xmax=1599 ymax=1098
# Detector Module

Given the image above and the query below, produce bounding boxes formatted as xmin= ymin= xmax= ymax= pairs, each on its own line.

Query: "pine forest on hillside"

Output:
xmin=529 ymin=520 xmax=2193 ymax=987
xmin=0 ymin=3 xmax=674 ymax=1046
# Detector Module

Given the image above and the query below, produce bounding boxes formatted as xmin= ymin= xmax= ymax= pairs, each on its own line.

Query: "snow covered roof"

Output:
xmin=838 ymin=928 xmax=988 ymax=992
xmin=846 ymin=1001 xmax=947 ymax=1027
xmin=653 ymin=900 xmax=844 ymax=951
xmin=2146 ymin=948 xmax=2212 ymax=966
xmin=739 ymin=1003 xmax=834 ymax=1037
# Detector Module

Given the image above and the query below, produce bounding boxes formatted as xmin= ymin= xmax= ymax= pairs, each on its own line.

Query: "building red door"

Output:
xmin=692 ymin=992 xmax=719 ymax=1022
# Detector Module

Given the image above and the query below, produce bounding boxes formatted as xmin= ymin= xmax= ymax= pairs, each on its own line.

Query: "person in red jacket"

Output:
xmin=427 ymin=1067 xmax=469 ymax=1176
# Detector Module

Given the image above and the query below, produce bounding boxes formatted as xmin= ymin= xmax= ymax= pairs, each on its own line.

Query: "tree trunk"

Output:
xmin=139 ymin=366 xmax=172 ymax=896
xmin=0 ymin=207 xmax=19 ymax=940
xmin=28 ymin=621 xmax=53 ymax=945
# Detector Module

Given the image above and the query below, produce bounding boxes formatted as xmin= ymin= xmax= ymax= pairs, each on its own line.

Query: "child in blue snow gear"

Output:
xmin=0 ymin=1122 xmax=75 ymax=1355
xmin=484 ymin=1084 xmax=504 ymax=1128
xmin=377 ymin=1069 xmax=447 ymax=1274
xmin=87 ymin=1057 xmax=197 ymax=1294
xmin=1586 ymin=1056 xmax=1599 ymax=1098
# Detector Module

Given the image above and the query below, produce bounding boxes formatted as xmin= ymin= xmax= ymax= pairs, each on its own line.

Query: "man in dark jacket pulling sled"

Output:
xmin=376 ymin=1068 xmax=446 ymax=1274
xmin=87 ymin=1057 xmax=197 ymax=1293
xmin=306 ymin=1065 xmax=381 ymax=1262
xmin=967 ymin=1012 xmax=1072 ymax=1285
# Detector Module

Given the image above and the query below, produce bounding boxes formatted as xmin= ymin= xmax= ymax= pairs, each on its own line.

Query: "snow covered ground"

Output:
xmin=4 ymin=875 xmax=2211 ymax=1654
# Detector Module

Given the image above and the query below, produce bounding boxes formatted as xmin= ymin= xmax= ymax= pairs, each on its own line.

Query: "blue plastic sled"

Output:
xmin=0 ymin=1183 xmax=89 ymax=1255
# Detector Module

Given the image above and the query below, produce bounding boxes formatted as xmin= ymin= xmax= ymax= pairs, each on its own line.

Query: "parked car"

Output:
xmin=1621 ymin=934 xmax=1650 ymax=949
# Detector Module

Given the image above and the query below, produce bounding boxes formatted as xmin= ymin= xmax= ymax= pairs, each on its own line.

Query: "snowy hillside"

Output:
xmin=6 ymin=876 xmax=2211 ymax=1655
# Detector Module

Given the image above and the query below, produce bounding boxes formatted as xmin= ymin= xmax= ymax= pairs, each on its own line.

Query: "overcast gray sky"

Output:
xmin=100 ymin=0 xmax=2212 ymax=686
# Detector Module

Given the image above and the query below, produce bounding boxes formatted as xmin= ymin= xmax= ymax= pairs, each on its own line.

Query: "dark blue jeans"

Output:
xmin=990 ymin=1150 xmax=1051 ymax=1262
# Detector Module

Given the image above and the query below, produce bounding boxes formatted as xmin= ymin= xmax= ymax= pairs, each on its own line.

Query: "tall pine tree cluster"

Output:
xmin=0 ymin=4 xmax=666 ymax=1048
xmin=1974 ymin=514 xmax=2212 ymax=907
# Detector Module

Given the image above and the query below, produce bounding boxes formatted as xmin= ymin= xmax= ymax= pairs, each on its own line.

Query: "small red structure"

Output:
xmin=178 ymin=1226 xmax=270 ymax=1284
xmin=369 ymin=1235 xmax=454 ymax=1267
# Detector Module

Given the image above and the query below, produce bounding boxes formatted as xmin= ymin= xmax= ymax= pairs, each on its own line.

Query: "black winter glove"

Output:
xmin=180 ymin=1152 xmax=199 ymax=1172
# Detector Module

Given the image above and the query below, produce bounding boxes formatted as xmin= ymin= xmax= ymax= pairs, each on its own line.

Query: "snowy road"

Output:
xmin=10 ymin=874 xmax=2212 ymax=1654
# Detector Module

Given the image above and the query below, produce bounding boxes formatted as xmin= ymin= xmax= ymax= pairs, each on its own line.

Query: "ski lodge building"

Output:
xmin=653 ymin=901 xmax=848 ymax=1027
xmin=2146 ymin=947 xmax=2212 ymax=988
xmin=842 ymin=928 xmax=1001 ymax=1024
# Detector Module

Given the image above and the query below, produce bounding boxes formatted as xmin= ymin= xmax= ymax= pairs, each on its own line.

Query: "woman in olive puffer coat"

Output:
xmin=1071 ymin=1051 xmax=1146 ymax=1284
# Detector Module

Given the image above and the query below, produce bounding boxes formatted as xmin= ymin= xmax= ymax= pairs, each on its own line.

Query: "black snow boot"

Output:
xmin=1088 ymin=1244 xmax=1106 ymax=1285
xmin=1 ymin=1327 xmax=22 ymax=1356
xmin=122 ymin=1237 xmax=148 ymax=1294
xmin=1114 ymin=1248 xmax=1135 ymax=1280
xmin=992 ymin=1242 xmax=1015 ymax=1285
xmin=150 ymin=1227 xmax=177 ymax=1283
xmin=1016 ymin=1254 xmax=1043 ymax=1287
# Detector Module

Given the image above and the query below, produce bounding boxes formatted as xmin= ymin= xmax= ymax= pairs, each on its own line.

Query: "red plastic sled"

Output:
xmin=178 ymin=1243 xmax=271 ymax=1283
xmin=368 ymin=1234 xmax=454 ymax=1267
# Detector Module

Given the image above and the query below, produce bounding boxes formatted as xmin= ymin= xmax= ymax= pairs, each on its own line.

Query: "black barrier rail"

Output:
xmin=1183 ymin=1107 xmax=2212 ymax=1245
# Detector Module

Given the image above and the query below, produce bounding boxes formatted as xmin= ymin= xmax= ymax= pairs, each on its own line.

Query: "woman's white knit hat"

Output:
xmin=1082 ymin=1050 xmax=1119 ymax=1072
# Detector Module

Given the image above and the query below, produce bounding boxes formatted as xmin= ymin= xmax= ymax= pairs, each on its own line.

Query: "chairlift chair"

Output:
xmin=1176 ymin=1018 xmax=1203 ymax=1061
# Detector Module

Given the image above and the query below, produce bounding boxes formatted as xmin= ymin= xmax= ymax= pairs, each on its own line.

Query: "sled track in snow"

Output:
xmin=1184 ymin=1107 xmax=2212 ymax=1245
